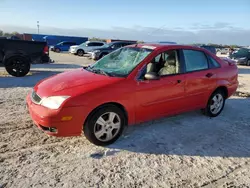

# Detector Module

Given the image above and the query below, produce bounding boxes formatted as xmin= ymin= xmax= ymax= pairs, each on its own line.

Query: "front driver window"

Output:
xmin=146 ymin=50 xmax=180 ymax=76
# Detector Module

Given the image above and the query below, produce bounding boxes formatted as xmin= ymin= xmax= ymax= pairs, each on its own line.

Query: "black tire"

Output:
xmin=4 ymin=56 xmax=30 ymax=77
xmin=84 ymin=105 xmax=126 ymax=146
xmin=247 ymin=59 xmax=250 ymax=66
xmin=203 ymin=89 xmax=225 ymax=117
xmin=77 ymin=49 xmax=84 ymax=56
xmin=55 ymin=48 xmax=60 ymax=53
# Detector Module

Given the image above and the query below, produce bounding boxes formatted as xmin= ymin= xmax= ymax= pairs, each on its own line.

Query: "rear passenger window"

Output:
xmin=96 ymin=43 xmax=104 ymax=46
xmin=207 ymin=55 xmax=220 ymax=68
xmin=183 ymin=50 xmax=208 ymax=72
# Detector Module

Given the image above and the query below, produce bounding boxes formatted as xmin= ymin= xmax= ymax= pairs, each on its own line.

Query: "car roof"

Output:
xmin=111 ymin=41 xmax=136 ymax=44
xmin=131 ymin=43 xmax=206 ymax=51
xmin=86 ymin=41 xmax=105 ymax=43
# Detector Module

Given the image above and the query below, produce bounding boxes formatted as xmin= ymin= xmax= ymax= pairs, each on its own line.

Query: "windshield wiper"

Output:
xmin=93 ymin=69 xmax=109 ymax=76
xmin=85 ymin=66 xmax=110 ymax=76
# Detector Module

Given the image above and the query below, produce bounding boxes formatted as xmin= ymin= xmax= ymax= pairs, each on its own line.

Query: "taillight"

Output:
xmin=43 ymin=46 xmax=49 ymax=54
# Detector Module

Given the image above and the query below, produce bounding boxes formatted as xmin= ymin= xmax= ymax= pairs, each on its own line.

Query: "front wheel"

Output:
xmin=203 ymin=90 xmax=225 ymax=117
xmin=84 ymin=105 xmax=126 ymax=146
xmin=55 ymin=48 xmax=60 ymax=53
xmin=77 ymin=49 xmax=84 ymax=56
xmin=247 ymin=60 xmax=250 ymax=66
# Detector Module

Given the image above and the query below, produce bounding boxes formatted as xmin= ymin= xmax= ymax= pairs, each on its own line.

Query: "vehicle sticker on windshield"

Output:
xmin=141 ymin=45 xmax=156 ymax=50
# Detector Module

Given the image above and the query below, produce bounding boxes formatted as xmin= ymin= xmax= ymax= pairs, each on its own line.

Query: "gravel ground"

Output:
xmin=0 ymin=52 xmax=250 ymax=188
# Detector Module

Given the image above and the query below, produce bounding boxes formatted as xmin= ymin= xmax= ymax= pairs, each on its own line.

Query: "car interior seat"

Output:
xmin=158 ymin=54 xmax=177 ymax=76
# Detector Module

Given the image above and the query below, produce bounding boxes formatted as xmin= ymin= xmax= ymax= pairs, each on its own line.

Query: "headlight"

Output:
xmin=239 ymin=57 xmax=246 ymax=60
xmin=40 ymin=96 xmax=70 ymax=109
xmin=94 ymin=50 xmax=100 ymax=53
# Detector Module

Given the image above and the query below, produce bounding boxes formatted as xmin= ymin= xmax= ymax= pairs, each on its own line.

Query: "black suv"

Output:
xmin=88 ymin=41 xmax=137 ymax=60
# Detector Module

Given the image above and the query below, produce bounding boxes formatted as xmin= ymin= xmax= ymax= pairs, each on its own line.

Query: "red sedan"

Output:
xmin=27 ymin=44 xmax=238 ymax=146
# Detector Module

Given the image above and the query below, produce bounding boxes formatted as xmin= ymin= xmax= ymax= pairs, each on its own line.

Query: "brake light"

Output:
xmin=43 ymin=46 xmax=49 ymax=54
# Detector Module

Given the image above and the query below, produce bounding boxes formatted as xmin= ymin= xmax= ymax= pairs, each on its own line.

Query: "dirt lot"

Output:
xmin=0 ymin=52 xmax=250 ymax=188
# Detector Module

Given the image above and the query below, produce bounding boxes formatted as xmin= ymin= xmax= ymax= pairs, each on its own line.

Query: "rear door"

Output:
xmin=86 ymin=42 xmax=97 ymax=51
xmin=181 ymin=49 xmax=218 ymax=109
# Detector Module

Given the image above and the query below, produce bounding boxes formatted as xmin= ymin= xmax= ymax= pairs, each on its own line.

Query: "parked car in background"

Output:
xmin=230 ymin=48 xmax=250 ymax=66
xmin=43 ymin=35 xmax=88 ymax=47
xmin=0 ymin=38 xmax=49 ymax=76
xmin=199 ymin=45 xmax=216 ymax=54
xmin=51 ymin=41 xmax=77 ymax=52
xmin=27 ymin=44 xmax=238 ymax=146
xmin=220 ymin=48 xmax=229 ymax=55
xmin=88 ymin=41 xmax=137 ymax=60
xmin=69 ymin=41 xmax=106 ymax=56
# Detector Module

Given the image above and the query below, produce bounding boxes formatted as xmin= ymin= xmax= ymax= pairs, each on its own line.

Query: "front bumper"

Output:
xmin=87 ymin=52 xmax=101 ymax=60
xmin=235 ymin=59 xmax=247 ymax=65
xmin=26 ymin=94 xmax=86 ymax=137
xmin=69 ymin=48 xmax=77 ymax=54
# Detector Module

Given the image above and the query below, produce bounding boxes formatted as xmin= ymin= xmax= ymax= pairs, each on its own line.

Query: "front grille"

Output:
xmin=31 ymin=90 xmax=42 ymax=104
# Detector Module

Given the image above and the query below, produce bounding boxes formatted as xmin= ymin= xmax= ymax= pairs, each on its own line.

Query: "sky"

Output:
xmin=0 ymin=0 xmax=250 ymax=45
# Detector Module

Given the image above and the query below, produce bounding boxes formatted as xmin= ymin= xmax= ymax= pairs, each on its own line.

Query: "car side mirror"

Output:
xmin=144 ymin=72 xmax=160 ymax=80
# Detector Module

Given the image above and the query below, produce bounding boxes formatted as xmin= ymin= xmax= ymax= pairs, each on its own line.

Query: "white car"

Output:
xmin=220 ymin=48 xmax=229 ymax=55
xmin=69 ymin=41 xmax=106 ymax=56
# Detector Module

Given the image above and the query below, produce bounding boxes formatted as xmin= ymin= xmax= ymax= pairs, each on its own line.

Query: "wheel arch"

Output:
xmin=77 ymin=49 xmax=84 ymax=53
xmin=3 ymin=54 xmax=31 ymax=65
xmin=213 ymin=86 xmax=228 ymax=98
xmin=84 ymin=102 xmax=129 ymax=127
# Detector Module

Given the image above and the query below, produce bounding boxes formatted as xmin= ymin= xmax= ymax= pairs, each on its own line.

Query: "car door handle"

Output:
xmin=177 ymin=80 xmax=182 ymax=83
xmin=170 ymin=80 xmax=182 ymax=84
xmin=206 ymin=73 xmax=214 ymax=78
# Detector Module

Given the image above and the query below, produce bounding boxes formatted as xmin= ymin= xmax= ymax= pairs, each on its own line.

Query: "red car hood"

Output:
xmin=34 ymin=68 xmax=123 ymax=97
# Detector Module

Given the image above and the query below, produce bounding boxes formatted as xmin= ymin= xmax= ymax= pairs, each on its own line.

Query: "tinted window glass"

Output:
xmin=64 ymin=42 xmax=75 ymax=45
xmin=122 ymin=43 xmax=132 ymax=47
xmin=183 ymin=50 xmax=208 ymax=72
xmin=207 ymin=55 xmax=220 ymax=68
xmin=95 ymin=42 xmax=104 ymax=46
xmin=113 ymin=43 xmax=122 ymax=48
xmin=87 ymin=43 xmax=96 ymax=47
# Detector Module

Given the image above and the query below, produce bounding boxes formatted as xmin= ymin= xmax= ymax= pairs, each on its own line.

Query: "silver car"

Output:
xmin=69 ymin=41 xmax=106 ymax=56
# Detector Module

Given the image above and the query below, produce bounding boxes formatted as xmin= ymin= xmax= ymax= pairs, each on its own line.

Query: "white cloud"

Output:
xmin=1 ymin=24 xmax=250 ymax=45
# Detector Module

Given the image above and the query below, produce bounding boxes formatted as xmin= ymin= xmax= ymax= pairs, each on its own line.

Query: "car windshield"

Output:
xmin=87 ymin=47 xmax=153 ymax=77
xmin=80 ymin=42 xmax=87 ymax=46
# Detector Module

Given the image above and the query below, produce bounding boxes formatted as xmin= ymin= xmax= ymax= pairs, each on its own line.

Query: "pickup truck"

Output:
xmin=0 ymin=39 xmax=49 ymax=77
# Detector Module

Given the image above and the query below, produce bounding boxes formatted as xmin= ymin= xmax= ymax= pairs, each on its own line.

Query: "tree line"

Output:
xmin=0 ymin=30 xmax=20 ymax=37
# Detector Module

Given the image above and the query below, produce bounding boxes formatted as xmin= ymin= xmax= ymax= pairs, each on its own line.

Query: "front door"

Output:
xmin=135 ymin=49 xmax=187 ymax=123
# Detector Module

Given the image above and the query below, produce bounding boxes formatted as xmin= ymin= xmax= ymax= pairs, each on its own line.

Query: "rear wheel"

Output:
xmin=77 ymin=49 xmax=84 ymax=56
xmin=55 ymin=48 xmax=60 ymax=53
xmin=203 ymin=90 xmax=225 ymax=117
xmin=84 ymin=105 xmax=126 ymax=146
xmin=4 ymin=56 xmax=30 ymax=77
